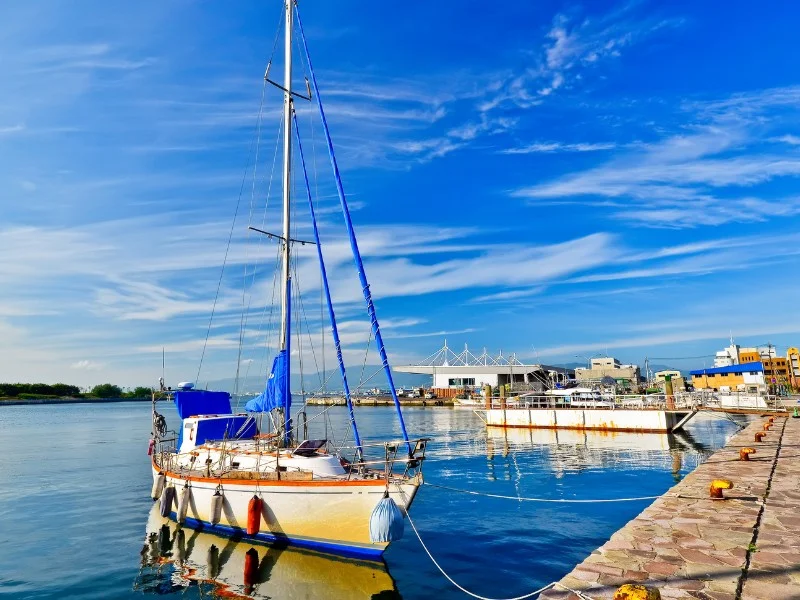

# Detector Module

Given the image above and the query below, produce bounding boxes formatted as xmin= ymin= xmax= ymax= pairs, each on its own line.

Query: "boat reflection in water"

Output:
xmin=485 ymin=425 xmax=712 ymax=482
xmin=135 ymin=505 xmax=399 ymax=599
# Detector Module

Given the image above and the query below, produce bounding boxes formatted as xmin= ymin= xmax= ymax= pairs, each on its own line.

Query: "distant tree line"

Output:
xmin=0 ymin=383 xmax=153 ymax=399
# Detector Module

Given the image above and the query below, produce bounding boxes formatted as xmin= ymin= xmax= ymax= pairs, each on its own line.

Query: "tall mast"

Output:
xmin=279 ymin=0 xmax=293 ymax=351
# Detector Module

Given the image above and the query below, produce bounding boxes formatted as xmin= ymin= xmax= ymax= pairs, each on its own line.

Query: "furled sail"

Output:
xmin=245 ymin=350 xmax=289 ymax=413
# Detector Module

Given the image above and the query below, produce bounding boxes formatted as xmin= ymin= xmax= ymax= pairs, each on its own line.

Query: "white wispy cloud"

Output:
xmin=535 ymin=326 xmax=800 ymax=359
xmin=71 ymin=360 xmax=104 ymax=371
xmin=470 ymin=287 xmax=546 ymax=304
xmin=500 ymin=141 xmax=616 ymax=154
xmin=512 ymin=86 xmax=800 ymax=228
xmin=139 ymin=336 xmax=241 ymax=354
xmin=534 ymin=279 xmax=800 ymax=360
xmin=773 ymin=134 xmax=800 ymax=145
xmin=478 ymin=8 xmax=680 ymax=113
xmin=0 ymin=124 xmax=25 ymax=135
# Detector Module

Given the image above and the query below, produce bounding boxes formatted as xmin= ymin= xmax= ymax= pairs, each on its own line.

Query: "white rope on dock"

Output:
xmin=424 ymin=481 xmax=661 ymax=503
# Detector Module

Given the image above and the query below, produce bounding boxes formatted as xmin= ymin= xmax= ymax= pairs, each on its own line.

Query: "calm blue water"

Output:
xmin=0 ymin=402 xmax=745 ymax=599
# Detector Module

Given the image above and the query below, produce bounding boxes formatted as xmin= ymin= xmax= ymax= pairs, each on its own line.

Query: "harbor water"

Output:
xmin=0 ymin=402 xmax=745 ymax=599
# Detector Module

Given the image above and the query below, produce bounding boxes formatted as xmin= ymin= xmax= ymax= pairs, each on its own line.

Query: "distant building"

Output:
xmin=690 ymin=363 xmax=765 ymax=393
xmin=654 ymin=370 xmax=686 ymax=392
xmin=394 ymin=342 xmax=574 ymax=397
xmin=714 ymin=343 xmax=740 ymax=367
xmin=711 ymin=340 xmax=794 ymax=391
xmin=788 ymin=347 xmax=800 ymax=390
xmin=738 ymin=346 xmax=773 ymax=362
xmin=575 ymin=357 xmax=641 ymax=389
xmin=739 ymin=347 xmax=789 ymax=389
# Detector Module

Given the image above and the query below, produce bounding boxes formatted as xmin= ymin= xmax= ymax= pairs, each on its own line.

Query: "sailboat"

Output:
xmin=148 ymin=0 xmax=427 ymax=560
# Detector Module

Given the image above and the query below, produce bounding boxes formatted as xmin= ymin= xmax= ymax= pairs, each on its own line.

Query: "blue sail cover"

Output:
xmin=245 ymin=350 xmax=290 ymax=413
xmin=174 ymin=390 xmax=232 ymax=419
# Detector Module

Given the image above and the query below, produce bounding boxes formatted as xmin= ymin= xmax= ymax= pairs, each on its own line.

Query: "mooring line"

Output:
xmin=424 ymin=481 xmax=661 ymax=503
xmin=404 ymin=507 xmax=596 ymax=600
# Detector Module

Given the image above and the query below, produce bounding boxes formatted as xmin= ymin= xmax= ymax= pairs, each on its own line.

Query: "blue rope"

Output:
xmin=285 ymin=277 xmax=292 ymax=445
xmin=291 ymin=109 xmax=363 ymax=459
xmin=294 ymin=4 xmax=412 ymax=453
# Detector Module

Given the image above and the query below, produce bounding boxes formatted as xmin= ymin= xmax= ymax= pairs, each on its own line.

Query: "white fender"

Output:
xmin=210 ymin=490 xmax=224 ymax=525
xmin=177 ymin=485 xmax=191 ymax=524
xmin=151 ymin=473 xmax=166 ymax=501
xmin=160 ymin=485 xmax=175 ymax=518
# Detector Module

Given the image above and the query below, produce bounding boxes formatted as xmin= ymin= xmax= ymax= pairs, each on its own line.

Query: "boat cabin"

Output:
xmin=173 ymin=386 xmax=258 ymax=452
xmin=179 ymin=414 xmax=257 ymax=453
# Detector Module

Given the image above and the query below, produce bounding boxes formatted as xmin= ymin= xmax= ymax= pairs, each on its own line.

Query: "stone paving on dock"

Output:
xmin=540 ymin=416 xmax=800 ymax=600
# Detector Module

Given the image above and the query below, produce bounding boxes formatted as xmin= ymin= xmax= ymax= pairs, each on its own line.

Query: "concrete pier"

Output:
xmin=540 ymin=416 xmax=800 ymax=600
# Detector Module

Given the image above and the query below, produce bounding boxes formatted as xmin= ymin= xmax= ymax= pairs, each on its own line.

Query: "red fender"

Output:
xmin=243 ymin=548 xmax=259 ymax=592
xmin=247 ymin=495 xmax=263 ymax=535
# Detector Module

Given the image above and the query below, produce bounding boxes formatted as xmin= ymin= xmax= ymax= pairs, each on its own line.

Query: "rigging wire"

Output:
xmin=308 ymin=73 xmax=325 ymax=392
xmin=237 ymin=90 xmax=285 ymax=404
xmin=198 ymin=4 xmax=284 ymax=386
xmin=235 ymin=104 xmax=287 ymax=403
xmin=293 ymin=270 xmax=306 ymax=396
xmin=296 ymin=280 xmax=324 ymax=388
xmin=196 ymin=81 xmax=268 ymax=385
xmin=263 ymin=2 xmax=285 ymax=80
xmin=357 ymin=327 xmax=374 ymax=391
xmin=233 ymin=79 xmax=271 ymax=400
xmin=294 ymin=5 xmax=412 ymax=451
xmin=355 ymin=366 xmax=385 ymax=392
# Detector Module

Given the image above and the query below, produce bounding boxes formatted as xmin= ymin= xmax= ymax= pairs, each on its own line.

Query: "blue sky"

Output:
xmin=2 ymin=0 xmax=800 ymax=388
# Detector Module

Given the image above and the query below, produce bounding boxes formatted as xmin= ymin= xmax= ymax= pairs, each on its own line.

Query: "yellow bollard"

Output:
xmin=614 ymin=584 xmax=661 ymax=600
xmin=763 ymin=423 xmax=771 ymax=431
xmin=710 ymin=479 xmax=733 ymax=499
xmin=739 ymin=448 xmax=756 ymax=461
xmin=755 ymin=432 xmax=766 ymax=442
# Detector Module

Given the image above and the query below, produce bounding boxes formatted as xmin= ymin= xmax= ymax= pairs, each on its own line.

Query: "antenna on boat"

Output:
xmin=161 ymin=347 xmax=166 ymax=391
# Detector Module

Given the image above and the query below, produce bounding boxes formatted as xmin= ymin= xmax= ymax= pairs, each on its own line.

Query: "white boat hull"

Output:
xmin=716 ymin=394 xmax=769 ymax=409
xmin=483 ymin=408 xmax=695 ymax=433
xmin=152 ymin=461 xmax=420 ymax=560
